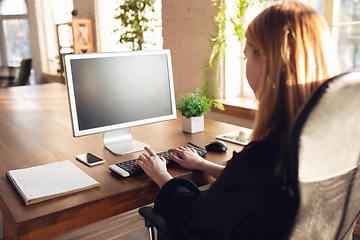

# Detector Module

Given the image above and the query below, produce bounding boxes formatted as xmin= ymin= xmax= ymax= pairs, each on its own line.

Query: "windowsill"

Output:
xmin=211 ymin=97 xmax=258 ymax=120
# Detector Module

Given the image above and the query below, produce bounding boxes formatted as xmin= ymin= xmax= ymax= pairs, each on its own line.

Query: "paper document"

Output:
xmin=6 ymin=160 xmax=100 ymax=205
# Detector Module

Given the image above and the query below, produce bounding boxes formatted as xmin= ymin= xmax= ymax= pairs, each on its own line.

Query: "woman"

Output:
xmin=135 ymin=1 xmax=340 ymax=239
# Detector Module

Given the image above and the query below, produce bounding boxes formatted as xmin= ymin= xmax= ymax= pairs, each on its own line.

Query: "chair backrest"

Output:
xmin=14 ymin=58 xmax=32 ymax=86
xmin=287 ymin=70 xmax=360 ymax=239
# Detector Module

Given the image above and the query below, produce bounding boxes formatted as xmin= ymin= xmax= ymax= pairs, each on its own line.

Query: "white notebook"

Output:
xmin=6 ymin=160 xmax=100 ymax=206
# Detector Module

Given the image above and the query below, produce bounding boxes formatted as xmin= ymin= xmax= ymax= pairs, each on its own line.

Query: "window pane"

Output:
xmin=3 ymin=19 xmax=31 ymax=66
xmin=0 ymin=0 xmax=27 ymax=15
xmin=332 ymin=0 xmax=360 ymax=70
xmin=333 ymin=25 xmax=360 ymax=70
xmin=57 ymin=24 xmax=74 ymax=51
xmin=333 ymin=0 xmax=360 ymax=23
xmin=306 ymin=0 xmax=324 ymax=15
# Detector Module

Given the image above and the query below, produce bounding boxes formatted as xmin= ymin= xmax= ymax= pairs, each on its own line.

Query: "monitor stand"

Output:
xmin=103 ymin=128 xmax=149 ymax=155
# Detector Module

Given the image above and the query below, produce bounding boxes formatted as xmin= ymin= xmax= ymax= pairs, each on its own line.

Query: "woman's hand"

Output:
xmin=135 ymin=147 xmax=172 ymax=188
xmin=169 ymin=147 xmax=225 ymax=179
xmin=168 ymin=147 xmax=205 ymax=170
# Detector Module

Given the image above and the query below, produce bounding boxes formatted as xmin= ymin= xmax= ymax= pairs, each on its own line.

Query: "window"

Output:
xmin=224 ymin=0 xmax=355 ymax=100
xmin=224 ymin=1 xmax=267 ymax=99
xmin=332 ymin=0 xmax=360 ymax=70
xmin=0 ymin=0 xmax=30 ymax=67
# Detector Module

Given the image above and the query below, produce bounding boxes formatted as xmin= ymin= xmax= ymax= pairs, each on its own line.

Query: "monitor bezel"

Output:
xmin=63 ymin=49 xmax=177 ymax=138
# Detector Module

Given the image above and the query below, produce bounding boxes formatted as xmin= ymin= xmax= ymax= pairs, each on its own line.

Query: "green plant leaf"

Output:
xmin=176 ymin=88 xmax=212 ymax=118
xmin=113 ymin=0 xmax=157 ymax=51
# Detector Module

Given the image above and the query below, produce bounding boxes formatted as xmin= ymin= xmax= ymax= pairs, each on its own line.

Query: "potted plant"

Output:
xmin=177 ymin=88 xmax=223 ymax=133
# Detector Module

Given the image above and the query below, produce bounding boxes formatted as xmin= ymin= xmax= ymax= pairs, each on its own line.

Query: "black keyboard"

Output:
xmin=109 ymin=145 xmax=207 ymax=177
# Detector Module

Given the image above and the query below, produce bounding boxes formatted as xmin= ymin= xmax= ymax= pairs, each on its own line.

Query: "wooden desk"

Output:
xmin=0 ymin=83 xmax=244 ymax=239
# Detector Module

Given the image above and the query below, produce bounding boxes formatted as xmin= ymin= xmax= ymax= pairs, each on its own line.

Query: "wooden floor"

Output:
xmin=48 ymin=186 xmax=217 ymax=240
xmin=49 ymin=205 xmax=152 ymax=240
xmin=116 ymin=227 xmax=149 ymax=240
xmin=22 ymin=201 xmax=360 ymax=240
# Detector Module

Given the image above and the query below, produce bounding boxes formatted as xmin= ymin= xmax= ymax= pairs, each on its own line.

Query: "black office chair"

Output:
xmin=139 ymin=69 xmax=360 ymax=240
xmin=12 ymin=58 xmax=32 ymax=87
xmin=286 ymin=69 xmax=360 ymax=239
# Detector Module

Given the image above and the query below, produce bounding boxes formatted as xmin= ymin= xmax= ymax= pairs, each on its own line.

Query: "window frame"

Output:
xmin=0 ymin=0 xmax=29 ymax=66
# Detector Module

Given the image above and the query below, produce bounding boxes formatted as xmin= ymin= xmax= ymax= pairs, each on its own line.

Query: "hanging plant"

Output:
xmin=201 ymin=0 xmax=267 ymax=100
xmin=113 ymin=0 xmax=157 ymax=51
xmin=201 ymin=0 xmax=226 ymax=102
xmin=231 ymin=0 xmax=268 ymax=42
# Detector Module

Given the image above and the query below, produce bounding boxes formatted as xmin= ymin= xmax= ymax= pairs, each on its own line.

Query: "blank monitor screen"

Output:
xmin=64 ymin=49 xmax=176 ymax=155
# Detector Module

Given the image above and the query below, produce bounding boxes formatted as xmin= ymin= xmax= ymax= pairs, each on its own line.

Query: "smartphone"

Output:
xmin=76 ymin=153 xmax=105 ymax=166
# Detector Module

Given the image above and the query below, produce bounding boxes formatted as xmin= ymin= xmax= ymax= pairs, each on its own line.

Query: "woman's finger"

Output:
xmin=134 ymin=159 xmax=143 ymax=166
xmin=138 ymin=154 xmax=146 ymax=160
xmin=144 ymin=146 xmax=157 ymax=156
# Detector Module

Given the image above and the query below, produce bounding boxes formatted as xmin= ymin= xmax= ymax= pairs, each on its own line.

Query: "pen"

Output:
xmin=188 ymin=141 xmax=202 ymax=149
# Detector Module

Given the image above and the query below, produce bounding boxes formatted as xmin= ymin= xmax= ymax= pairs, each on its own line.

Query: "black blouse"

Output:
xmin=154 ymin=129 xmax=293 ymax=240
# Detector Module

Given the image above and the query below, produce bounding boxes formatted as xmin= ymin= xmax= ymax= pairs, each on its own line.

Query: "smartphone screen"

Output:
xmin=76 ymin=153 xmax=105 ymax=166
xmin=86 ymin=153 xmax=103 ymax=163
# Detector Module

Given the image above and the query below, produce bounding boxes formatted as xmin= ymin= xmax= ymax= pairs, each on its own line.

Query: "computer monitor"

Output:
xmin=63 ymin=49 xmax=176 ymax=155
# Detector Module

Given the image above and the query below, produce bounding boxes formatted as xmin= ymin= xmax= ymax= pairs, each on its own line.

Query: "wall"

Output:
xmin=72 ymin=0 xmax=97 ymax=52
xmin=207 ymin=111 xmax=254 ymax=129
xmin=25 ymin=0 xmax=42 ymax=84
xmin=162 ymin=0 xmax=217 ymax=100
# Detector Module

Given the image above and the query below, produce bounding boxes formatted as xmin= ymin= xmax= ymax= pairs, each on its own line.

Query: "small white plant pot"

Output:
xmin=182 ymin=115 xmax=204 ymax=133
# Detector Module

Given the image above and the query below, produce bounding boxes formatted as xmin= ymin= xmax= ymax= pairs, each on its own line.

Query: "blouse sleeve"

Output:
xmin=154 ymin=151 xmax=264 ymax=240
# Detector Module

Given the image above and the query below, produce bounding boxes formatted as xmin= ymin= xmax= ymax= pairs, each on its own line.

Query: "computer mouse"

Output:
xmin=205 ymin=141 xmax=228 ymax=153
